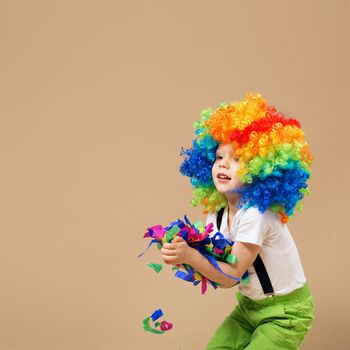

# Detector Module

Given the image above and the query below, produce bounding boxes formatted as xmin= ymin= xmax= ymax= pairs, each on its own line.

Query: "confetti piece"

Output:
xmin=143 ymin=309 xmax=173 ymax=335
xmin=160 ymin=320 xmax=173 ymax=331
xmin=151 ymin=309 xmax=163 ymax=321
xmin=147 ymin=263 xmax=163 ymax=273
xmin=226 ymin=254 xmax=238 ymax=264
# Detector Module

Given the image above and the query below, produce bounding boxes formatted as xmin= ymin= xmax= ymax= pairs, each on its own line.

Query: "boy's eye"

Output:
xmin=215 ymin=154 xmax=239 ymax=162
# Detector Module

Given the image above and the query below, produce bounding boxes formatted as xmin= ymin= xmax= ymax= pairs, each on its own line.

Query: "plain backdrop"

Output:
xmin=0 ymin=1 xmax=349 ymax=349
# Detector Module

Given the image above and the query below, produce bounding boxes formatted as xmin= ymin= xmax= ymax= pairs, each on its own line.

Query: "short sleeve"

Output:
xmin=235 ymin=207 xmax=269 ymax=247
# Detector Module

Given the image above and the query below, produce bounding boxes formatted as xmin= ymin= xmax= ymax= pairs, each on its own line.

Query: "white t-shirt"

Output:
xmin=205 ymin=206 xmax=307 ymax=300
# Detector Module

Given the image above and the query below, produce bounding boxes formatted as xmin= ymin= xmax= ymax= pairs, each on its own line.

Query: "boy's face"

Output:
xmin=212 ymin=143 xmax=242 ymax=196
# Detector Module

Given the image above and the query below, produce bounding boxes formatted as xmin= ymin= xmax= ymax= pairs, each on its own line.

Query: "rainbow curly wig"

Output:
xmin=179 ymin=92 xmax=313 ymax=224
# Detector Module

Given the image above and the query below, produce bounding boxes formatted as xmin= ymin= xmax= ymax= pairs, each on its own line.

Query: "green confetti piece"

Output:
xmin=166 ymin=225 xmax=180 ymax=242
xmin=225 ymin=254 xmax=238 ymax=264
xmin=193 ymin=221 xmax=204 ymax=229
xmin=242 ymin=276 xmax=250 ymax=285
xmin=142 ymin=317 xmax=164 ymax=334
xmin=147 ymin=263 xmax=163 ymax=273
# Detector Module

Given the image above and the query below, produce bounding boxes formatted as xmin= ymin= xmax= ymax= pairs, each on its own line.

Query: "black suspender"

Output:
xmin=216 ymin=208 xmax=225 ymax=235
xmin=252 ymin=255 xmax=274 ymax=295
xmin=216 ymin=207 xmax=274 ymax=295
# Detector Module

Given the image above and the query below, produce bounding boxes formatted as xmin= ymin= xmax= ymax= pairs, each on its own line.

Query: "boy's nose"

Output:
xmin=219 ymin=161 xmax=229 ymax=168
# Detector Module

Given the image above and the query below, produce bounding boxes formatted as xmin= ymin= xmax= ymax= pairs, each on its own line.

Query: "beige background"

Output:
xmin=0 ymin=1 xmax=349 ymax=349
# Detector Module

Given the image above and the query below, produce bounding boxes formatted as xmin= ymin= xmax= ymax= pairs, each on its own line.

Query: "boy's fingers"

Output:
xmin=163 ymin=243 xmax=175 ymax=249
xmin=163 ymin=256 xmax=177 ymax=265
xmin=161 ymin=248 xmax=177 ymax=256
xmin=163 ymin=258 xmax=172 ymax=265
xmin=172 ymin=236 xmax=184 ymax=243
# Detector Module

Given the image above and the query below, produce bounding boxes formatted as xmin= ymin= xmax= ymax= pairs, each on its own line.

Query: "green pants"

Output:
xmin=206 ymin=283 xmax=314 ymax=350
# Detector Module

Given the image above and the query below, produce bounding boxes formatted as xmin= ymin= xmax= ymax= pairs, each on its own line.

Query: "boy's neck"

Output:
xmin=227 ymin=196 xmax=239 ymax=217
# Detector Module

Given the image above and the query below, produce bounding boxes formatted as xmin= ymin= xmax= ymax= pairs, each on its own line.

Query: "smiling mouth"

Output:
xmin=217 ymin=174 xmax=231 ymax=180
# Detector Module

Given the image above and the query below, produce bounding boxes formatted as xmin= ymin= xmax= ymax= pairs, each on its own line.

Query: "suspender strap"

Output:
xmin=252 ymin=255 xmax=274 ymax=295
xmin=216 ymin=207 xmax=225 ymax=233
xmin=216 ymin=207 xmax=274 ymax=295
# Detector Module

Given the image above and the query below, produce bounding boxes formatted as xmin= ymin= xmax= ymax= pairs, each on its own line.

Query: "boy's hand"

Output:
xmin=161 ymin=236 xmax=192 ymax=265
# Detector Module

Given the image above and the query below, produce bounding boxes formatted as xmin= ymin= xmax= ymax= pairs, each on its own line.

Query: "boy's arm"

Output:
xmin=161 ymin=236 xmax=260 ymax=287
